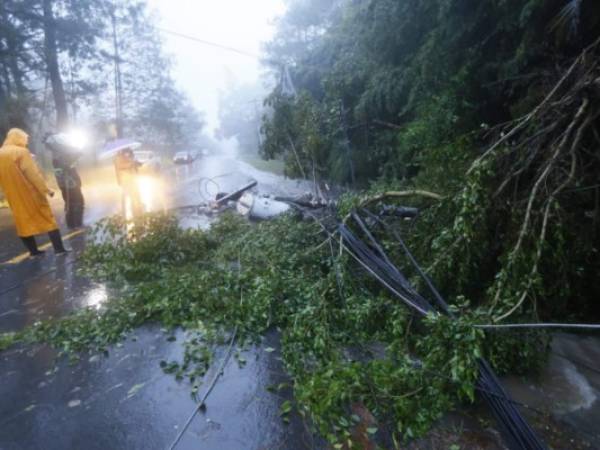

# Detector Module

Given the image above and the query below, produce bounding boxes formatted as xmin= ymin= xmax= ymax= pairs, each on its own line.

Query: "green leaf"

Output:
xmin=280 ymin=400 xmax=292 ymax=416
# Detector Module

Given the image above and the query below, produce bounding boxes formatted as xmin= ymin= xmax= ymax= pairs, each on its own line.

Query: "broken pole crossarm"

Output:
xmin=214 ymin=181 xmax=258 ymax=206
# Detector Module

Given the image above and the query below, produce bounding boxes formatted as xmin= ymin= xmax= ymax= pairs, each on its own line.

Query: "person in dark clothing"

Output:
xmin=44 ymin=133 xmax=85 ymax=229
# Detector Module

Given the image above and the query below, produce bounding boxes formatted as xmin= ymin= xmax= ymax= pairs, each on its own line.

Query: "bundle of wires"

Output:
xmin=337 ymin=209 xmax=547 ymax=450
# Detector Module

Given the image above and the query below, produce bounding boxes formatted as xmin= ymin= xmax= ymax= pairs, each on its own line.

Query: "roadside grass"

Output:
xmin=239 ymin=154 xmax=285 ymax=176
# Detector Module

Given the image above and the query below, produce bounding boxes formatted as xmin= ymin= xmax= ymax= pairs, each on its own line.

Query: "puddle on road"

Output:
xmin=0 ymin=274 xmax=111 ymax=334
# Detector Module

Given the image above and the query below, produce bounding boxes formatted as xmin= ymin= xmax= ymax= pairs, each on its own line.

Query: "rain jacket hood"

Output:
xmin=3 ymin=128 xmax=29 ymax=148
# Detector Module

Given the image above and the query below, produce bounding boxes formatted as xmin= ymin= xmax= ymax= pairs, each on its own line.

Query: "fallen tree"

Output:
xmin=413 ymin=38 xmax=600 ymax=326
xmin=0 ymin=211 xmax=553 ymax=447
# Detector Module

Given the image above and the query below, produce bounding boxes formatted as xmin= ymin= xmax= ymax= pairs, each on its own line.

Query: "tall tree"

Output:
xmin=1 ymin=0 xmax=205 ymax=150
xmin=42 ymin=0 xmax=68 ymax=129
xmin=87 ymin=1 xmax=205 ymax=151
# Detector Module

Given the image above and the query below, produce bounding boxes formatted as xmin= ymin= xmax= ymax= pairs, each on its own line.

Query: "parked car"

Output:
xmin=133 ymin=150 xmax=162 ymax=173
xmin=173 ymin=151 xmax=194 ymax=165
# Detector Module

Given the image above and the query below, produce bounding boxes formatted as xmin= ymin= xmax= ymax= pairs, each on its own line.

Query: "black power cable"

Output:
xmin=157 ymin=28 xmax=261 ymax=59
xmin=167 ymin=327 xmax=238 ymax=450
xmin=338 ymin=224 xmax=431 ymax=316
xmin=361 ymin=209 xmax=452 ymax=315
xmin=338 ymin=210 xmax=547 ymax=450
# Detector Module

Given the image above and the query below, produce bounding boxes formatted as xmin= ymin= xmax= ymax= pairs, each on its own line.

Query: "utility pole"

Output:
xmin=111 ymin=5 xmax=123 ymax=138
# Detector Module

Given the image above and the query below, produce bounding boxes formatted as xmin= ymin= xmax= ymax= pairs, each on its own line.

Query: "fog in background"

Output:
xmin=148 ymin=0 xmax=285 ymax=137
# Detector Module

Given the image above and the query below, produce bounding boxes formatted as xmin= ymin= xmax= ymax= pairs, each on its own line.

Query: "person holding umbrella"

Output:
xmin=99 ymin=139 xmax=145 ymax=219
xmin=0 ymin=128 xmax=68 ymax=256
xmin=114 ymin=147 xmax=143 ymax=217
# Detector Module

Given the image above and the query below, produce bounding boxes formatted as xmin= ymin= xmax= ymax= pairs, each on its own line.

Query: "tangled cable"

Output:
xmin=337 ymin=209 xmax=547 ymax=450
xmin=198 ymin=177 xmax=221 ymax=203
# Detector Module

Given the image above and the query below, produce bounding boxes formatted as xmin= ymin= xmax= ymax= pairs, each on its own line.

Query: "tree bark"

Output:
xmin=7 ymin=52 xmax=25 ymax=99
xmin=42 ymin=0 xmax=68 ymax=130
xmin=0 ymin=6 xmax=25 ymax=99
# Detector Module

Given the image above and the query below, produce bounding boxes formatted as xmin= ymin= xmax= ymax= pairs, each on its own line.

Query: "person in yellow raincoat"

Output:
xmin=114 ymin=148 xmax=143 ymax=217
xmin=0 ymin=128 xmax=67 ymax=256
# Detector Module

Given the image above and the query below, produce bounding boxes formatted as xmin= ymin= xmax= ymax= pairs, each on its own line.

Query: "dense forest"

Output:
xmin=261 ymin=0 xmax=600 ymax=324
xmin=0 ymin=0 xmax=204 ymax=152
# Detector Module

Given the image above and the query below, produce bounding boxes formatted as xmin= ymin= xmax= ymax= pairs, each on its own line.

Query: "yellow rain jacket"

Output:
xmin=0 ymin=128 xmax=58 ymax=237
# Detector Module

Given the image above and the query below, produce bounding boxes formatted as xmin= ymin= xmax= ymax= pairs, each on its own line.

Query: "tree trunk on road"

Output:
xmin=43 ymin=0 xmax=68 ymax=130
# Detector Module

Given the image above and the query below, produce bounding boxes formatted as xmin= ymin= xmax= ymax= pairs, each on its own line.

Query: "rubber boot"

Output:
xmin=21 ymin=236 xmax=45 ymax=257
xmin=48 ymin=229 xmax=68 ymax=254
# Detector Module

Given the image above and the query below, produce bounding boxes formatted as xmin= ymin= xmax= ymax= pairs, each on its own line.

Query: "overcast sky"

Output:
xmin=147 ymin=0 xmax=285 ymax=135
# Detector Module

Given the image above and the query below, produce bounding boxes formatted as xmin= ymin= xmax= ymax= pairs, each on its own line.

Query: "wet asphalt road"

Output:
xmin=0 ymin=155 xmax=319 ymax=450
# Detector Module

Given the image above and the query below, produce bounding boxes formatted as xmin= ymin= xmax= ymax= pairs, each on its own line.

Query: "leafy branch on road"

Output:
xmin=0 ymin=210 xmax=546 ymax=446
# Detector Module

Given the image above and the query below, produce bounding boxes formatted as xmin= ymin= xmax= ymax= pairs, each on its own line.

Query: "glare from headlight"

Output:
xmin=137 ymin=175 xmax=155 ymax=212
xmin=64 ymin=129 xmax=89 ymax=149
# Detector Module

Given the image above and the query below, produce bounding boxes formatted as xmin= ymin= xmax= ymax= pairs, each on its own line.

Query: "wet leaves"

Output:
xmin=0 ymin=332 xmax=18 ymax=351
xmin=126 ymin=383 xmax=146 ymax=399
xmin=279 ymin=400 xmax=293 ymax=424
xmin=0 ymin=212 xmax=499 ymax=444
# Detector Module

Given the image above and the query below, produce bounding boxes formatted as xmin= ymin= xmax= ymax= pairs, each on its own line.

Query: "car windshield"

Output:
xmin=174 ymin=152 xmax=189 ymax=158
